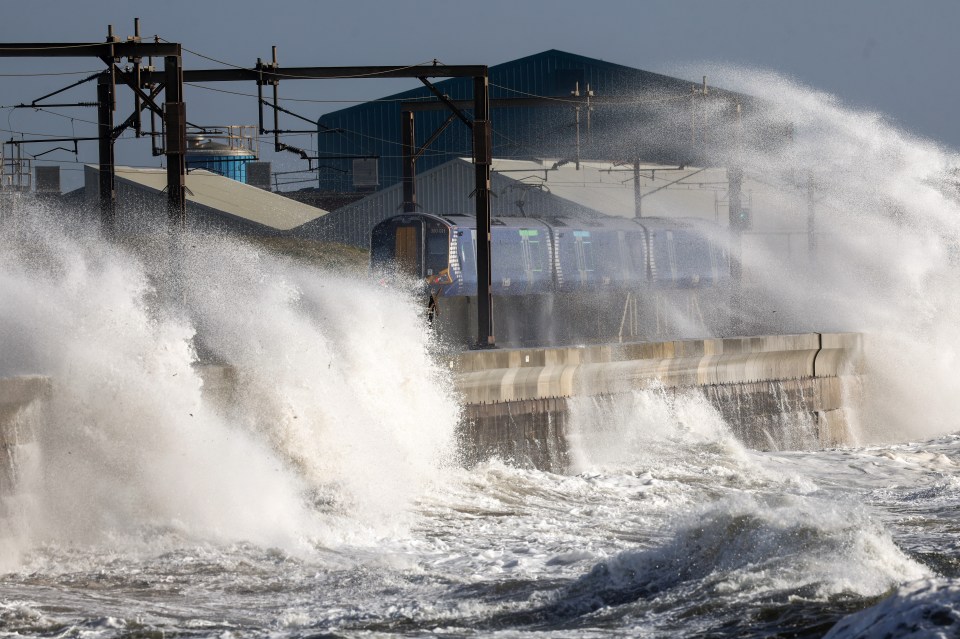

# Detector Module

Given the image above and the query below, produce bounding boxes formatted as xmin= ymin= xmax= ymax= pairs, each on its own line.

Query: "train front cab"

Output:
xmin=371 ymin=214 xmax=453 ymax=289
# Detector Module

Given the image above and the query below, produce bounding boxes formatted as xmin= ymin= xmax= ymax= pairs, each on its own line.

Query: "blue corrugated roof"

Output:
xmin=315 ymin=50 xmax=749 ymax=192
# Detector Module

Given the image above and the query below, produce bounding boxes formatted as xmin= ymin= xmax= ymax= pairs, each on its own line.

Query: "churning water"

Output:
xmin=4 ymin=72 xmax=960 ymax=637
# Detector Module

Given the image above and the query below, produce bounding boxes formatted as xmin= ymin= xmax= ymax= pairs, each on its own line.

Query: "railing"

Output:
xmin=187 ymin=125 xmax=259 ymax=157
xmin=0 ymin=155 xmax=32 ymax=191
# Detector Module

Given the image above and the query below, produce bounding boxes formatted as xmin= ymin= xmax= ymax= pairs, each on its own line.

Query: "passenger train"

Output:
xmin=371 ymin=213 xmax=732 ymax=345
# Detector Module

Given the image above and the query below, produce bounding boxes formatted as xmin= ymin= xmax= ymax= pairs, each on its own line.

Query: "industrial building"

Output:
xmin=314 ymin=49 xmax=760 ymax=194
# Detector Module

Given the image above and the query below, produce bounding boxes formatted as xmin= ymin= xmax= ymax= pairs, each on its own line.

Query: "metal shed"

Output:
xmin=315 ymin=50 xmax=756 ymax=194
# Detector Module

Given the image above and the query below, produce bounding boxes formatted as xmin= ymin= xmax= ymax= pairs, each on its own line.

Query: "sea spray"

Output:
xmin=0 ymin=211 xmax=321 ymax=552
xmin=631 ymin=67 xmax=960 ymax=443
xmin=548 ymin=492 xmax=930 ymax=624
xmin=565 ymin=384 xmax=750 ymax=476
xmin=0 ymin=205 xmax=460 ymax=565
xmin=173 ymin=231 xmax=460 ymax=530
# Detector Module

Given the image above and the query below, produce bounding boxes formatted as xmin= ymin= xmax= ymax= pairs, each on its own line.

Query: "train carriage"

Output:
xmin=371 ymin=212 xmax=732 ymax=345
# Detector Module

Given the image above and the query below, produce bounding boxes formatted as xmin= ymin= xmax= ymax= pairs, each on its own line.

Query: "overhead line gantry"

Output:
xmin=0 ymin=24 xmax=498 ymax=348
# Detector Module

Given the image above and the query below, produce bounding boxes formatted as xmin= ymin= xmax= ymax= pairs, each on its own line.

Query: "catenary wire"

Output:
xmin=164 ymin=38 xmax=445 ymax=81
xmin=183 ymin=81 xmax=436 ymax=104
xmin=0 ymin=69 xmax=103 ymax=77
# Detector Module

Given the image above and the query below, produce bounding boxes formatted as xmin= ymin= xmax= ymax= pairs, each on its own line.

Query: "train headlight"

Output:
xmin=430 ymin=271 xmax=452 ymax=285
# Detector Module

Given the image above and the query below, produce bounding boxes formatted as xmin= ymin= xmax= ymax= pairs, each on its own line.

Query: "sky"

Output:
xmin=1 ymin=0 xmax=958 ymax=191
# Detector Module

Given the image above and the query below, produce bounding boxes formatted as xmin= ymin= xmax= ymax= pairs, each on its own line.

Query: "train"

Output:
xmin=371 ymin=212 xmax=733 ymax=346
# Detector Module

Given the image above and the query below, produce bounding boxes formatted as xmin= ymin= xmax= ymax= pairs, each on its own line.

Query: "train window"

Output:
xmin=674 ymin=233 xmax=711 ymax=283
xmin=520 ymin=229 xmax=544 ymax=272
xmin=617 ymin=233 xmax=629 ymax=276
xmin=497 ymin=235 xmax=525 ymax=273
xmin=710 ymin=243 xmax=719 ymax=282
xmin=529 ymin=239 xmax=543 ymax=271
xmin=598 ymin=234 xmax=625 ymax=275
xmin=425 ymin=225 xmax=449 ymax=276
xmin=459 ymin=235 xmax=473 ymax=268
xmin=574 ymin=231 xmax=595 ymax=272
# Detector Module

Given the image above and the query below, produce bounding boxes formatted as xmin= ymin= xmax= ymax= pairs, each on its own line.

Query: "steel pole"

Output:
xmin=473 ymin=73 xmax=494 ymax=348
xmin=401 ymin=110 xmax=416 ymax=213
xmin=96 ymin=72 xmax=115 ymax=229
xmin=163 ymin=52 xmax=186 ymax=226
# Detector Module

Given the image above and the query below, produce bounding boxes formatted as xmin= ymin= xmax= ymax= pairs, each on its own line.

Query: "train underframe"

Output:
xmin=431 ymin=286 xmax=736 ymax=348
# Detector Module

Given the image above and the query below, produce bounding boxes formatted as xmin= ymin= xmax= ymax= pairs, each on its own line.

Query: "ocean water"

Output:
xmin=3 ymin=215 xmax=960 ymax=639
xmin=3 ymin=383 xmax=960 ymax=637
xmin=5 ymin=73 xmax=960 ymax=638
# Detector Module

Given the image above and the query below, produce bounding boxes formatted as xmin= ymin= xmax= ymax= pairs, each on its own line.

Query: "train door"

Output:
xmin=574 ymin=230 xmax=595 ymax=285
xmin=395 ymin=223 xmax=422 ymax=277
xmin=492 ymin=228 xmax=525 ymax=293
xmin=520 ymin=229 xmax=545 ymax=291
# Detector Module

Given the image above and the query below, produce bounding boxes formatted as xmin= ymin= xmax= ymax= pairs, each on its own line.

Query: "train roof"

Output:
xmin=636 ymin=217 xmax=726 ymax=232
xmin=375 ymin=212 xmax=727 ymax=236
xmin=442 ymin=215 xmax=553 ymax=230
xmin=441 ymin=214 xmax=724 ymax=233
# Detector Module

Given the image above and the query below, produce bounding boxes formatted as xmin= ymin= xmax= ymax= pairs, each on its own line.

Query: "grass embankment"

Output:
xmin=246 ymin=236 xmax=370 ymax=273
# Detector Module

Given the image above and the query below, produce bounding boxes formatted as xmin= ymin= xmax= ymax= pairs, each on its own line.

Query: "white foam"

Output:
xmin=566 ymin=384 xmax=748 ymax=473
xmin=0 ymin=208 xmax=459 ymax=565
xmin=825 ymin=578 xmax=960 ymax=638
xmin=175 ymin=232 xmax=460 ymax=530
xmin=556 ymin=491 xmax=929 ymax=618
xmin=611 ymin=66 xmax=960 ymax=445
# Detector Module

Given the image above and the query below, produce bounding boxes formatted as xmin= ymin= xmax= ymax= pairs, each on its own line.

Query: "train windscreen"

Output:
xmin=425 ymin=220 xmax=450 ymax=277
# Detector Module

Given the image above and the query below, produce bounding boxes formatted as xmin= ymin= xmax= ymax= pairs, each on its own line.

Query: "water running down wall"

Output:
xmin=456 ymin=333 xmax=862 ymax=470
xmin=1 ymin=332 xmax=860 ymax=494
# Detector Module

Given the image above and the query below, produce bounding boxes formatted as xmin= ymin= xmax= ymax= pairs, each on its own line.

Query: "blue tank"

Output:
xmin=185 ymin=135 xmax=257 ymax=183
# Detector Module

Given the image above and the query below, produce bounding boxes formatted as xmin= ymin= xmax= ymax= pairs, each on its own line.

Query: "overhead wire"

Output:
xmin=266 ymin=61 xmax=443 ymax=81
xmin=30 ymin=106 xmax=100 ymax=127
xmin=167 ymin=38 xmax=448 ymax=81
xmin=491 ymin=82 xmax=691 ymax=106
xmin=0 ymin=69 xmax=103 ymax=77
xmin=0 ymin=39 xmax=704 ymax=189
xmin=183 ymin=81 xmax=436 ymax=104
xmin=144 ymin=41 xmax=690 ymax=158
xmin=0 ymin=123 xmax=94 ymax=138
xmin=0 ymin=43 xmax=113 ymax=52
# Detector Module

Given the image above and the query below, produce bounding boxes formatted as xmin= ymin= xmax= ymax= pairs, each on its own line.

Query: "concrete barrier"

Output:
xmin=0 ymin=333 xmax=863 ymax=479
xmin=455 ymin=333 xmax=860 ymax=402
xmin=0 ymin=375 xmax=49 ymax=530
xmin=0 ymin=376 xmax=50 ymax=447
xmin=456 ymin=333 xmax=863 ymax=470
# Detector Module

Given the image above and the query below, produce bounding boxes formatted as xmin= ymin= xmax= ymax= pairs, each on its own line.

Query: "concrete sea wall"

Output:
xmin=0 ymin=375 xmax=47 ymax=535
xmin=0 ymin=376 xmax=47 ymax=487
xmin=454 ymin=333 xmax=862 ymax=470
xmin=0 ymin=333 xmax=862 ymax=481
